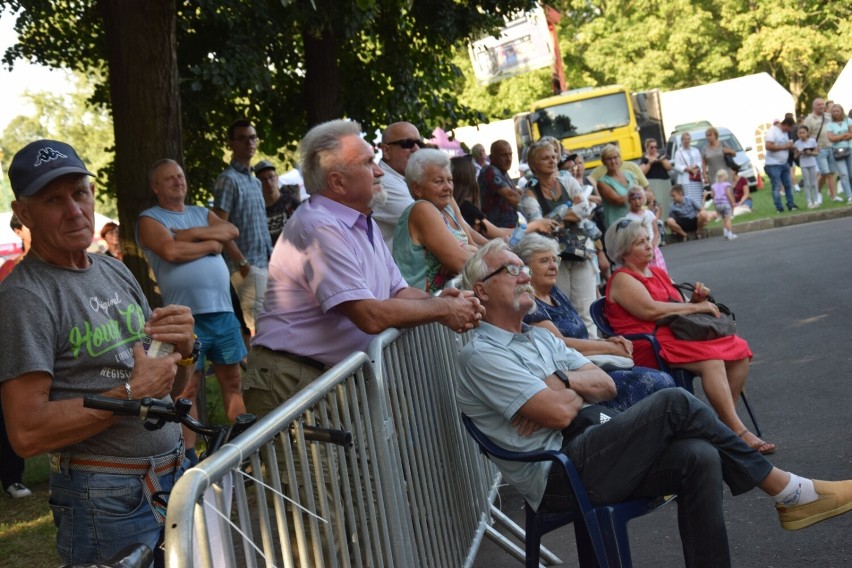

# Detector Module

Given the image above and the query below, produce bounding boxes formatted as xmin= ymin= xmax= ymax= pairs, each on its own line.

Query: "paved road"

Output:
xmin=473 ymin=216 xmax=852 ymax=567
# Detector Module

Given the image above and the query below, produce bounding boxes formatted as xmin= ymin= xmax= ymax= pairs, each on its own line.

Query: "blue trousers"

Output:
xmin=49 ymin=448 xmax=187 ymax=566
xmin=541 ymin=389 xmax=774 ymax=567
xmin=765 ymin=164 xmax=797 ymax=211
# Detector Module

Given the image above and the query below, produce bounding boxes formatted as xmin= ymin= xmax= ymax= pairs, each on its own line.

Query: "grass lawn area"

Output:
xmin=1 ymin=374 xmax=229 ymax=566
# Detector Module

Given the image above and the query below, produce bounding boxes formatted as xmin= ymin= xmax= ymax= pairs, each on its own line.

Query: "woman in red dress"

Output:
xmin=604 ymin=218 xmax=775 ymax=454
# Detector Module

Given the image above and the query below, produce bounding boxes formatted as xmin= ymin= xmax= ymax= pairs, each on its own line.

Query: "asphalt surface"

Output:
xmin=472 ymin=215 xmax=852 ymax=567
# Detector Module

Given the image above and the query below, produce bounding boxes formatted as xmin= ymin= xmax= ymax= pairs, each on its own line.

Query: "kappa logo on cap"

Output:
xmin=33 ymin=147 xmax=69 ymax=167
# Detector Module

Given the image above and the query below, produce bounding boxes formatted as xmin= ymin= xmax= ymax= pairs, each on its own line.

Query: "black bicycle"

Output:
xmin=63 ymin=395 xmax=352 ymax=567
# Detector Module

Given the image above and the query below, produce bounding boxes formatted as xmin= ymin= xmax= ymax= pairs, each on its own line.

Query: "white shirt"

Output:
xmin=374 ymin=160 xmax=414 ymax=247
xmin=764 ymin=125 xmax=791 ymax=166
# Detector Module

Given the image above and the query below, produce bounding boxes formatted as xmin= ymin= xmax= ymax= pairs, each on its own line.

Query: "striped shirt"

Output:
xmin=213 ymin=160 xmax=272 ymax=270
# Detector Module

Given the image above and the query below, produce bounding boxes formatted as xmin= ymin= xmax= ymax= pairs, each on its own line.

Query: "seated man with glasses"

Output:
xmin=374 ymin=121 xmax=423 ymax=247
xmin=456 ymin=239 xmax=852 ymax=566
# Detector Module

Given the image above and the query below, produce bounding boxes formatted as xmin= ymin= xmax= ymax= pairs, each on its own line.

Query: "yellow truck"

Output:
xmin=518 ymin=85 xmax=664 ymax=169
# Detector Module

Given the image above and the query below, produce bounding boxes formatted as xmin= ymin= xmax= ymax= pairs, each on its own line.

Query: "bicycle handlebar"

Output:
xmin=299 ymin=424 xmax=353 ymax=447
xmin=61 ymin=543 xmax=152 ymax=568
xmin=84 ymin=395 xmax=353 ymax=449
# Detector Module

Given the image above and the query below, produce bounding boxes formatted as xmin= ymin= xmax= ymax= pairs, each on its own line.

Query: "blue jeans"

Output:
xmin=765 ymin=164 xmax=796 ymax=211
xmin=540 ymin=389 xmax=773 ymax=567
xmin=831 ymin=149 xmax=852 ymax=198
xmin=49 ymin=451 xmax=187 ymax=566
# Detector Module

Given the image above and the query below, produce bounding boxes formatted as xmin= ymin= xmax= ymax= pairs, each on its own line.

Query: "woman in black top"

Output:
xmin=639 ymin=138 xmax=673 ymax=217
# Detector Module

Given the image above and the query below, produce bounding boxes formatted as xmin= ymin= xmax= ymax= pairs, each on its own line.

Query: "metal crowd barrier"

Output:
xmin=164 ymin=323 xmax=555 ymax=567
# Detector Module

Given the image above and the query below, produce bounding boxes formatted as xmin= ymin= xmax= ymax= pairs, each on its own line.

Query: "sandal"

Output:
xmin=738 ymin=429 xmax=777 ymax=455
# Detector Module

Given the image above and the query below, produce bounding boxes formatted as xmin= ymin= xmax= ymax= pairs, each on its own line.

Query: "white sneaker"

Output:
xmin=794 ymin=184 xmax=801 ymax=192
xmin=5 ymin=482 xmax=32 ymax=499
xmin=729 ymin=232 xmax=738 ymax=239
xmin=832 ymin=196 xmax=844 ymax=202
xmin=817 ymin=194 xmax=823 ymax=205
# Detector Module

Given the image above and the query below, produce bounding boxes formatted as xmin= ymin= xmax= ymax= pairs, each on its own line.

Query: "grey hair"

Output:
xmin=405 ymin=148 xmax=450 ymax=188
xmin=604 ymin=218 xmax=646 ymax=266
xmin=148 ymin=158 xmax=180 ymax=187
xmin=514 ymin=233 xmax=558 ymax=265
xmin=300 ymin=119 xmax=363 ymax=195
xmin=460 ymin=239 xmax=511 ymax=290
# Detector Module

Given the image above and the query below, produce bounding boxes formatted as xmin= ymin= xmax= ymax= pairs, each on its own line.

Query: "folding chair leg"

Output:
xmin=573 ymin=521 xmax=599 ymax=568
xmin=740 ymin=391 xmax=762 ymax=438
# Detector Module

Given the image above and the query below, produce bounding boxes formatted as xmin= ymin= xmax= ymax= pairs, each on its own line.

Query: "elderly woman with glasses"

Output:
xmin=515 ymin=233 xmax=675 ymax=411
xmin=393 ymin=149 xmax=486 ymax=293
xmin=603 ymin=219 xmax=775 ymax=454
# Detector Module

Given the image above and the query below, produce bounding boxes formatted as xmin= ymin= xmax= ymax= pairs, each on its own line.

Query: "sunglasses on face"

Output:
xmin=615 ymin=218 xmax=633 ymax=231
xmin=629 ymin=194 xmax=645 ymax=200
xmin=386 ymin=138 xmax=421 ymax=149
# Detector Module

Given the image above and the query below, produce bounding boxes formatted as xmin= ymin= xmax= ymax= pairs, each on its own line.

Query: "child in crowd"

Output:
xmin=731 ymin=167 xmax=753 ymax=216
xmin=644 ymin=188 xmax=666 ymax=246
xmin=711 ymin=170 xmax=737 ymax=240
xmin=625 ymin=185 xmax=667 ymax=270
xmin=793 ymin=125 xmax=820 ymax=208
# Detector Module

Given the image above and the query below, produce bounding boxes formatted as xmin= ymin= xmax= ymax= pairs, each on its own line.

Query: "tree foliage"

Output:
xmin=458 ymin=0 xmax=852 ymax=118
xmin=2 ymin=0 xmax=536 ymax=204
xmin=0 ymin=72 xmax=115 ymax=215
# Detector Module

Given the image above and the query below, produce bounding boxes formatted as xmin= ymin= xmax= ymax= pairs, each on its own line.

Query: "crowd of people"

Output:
xmin=2 ymin=99 xmax=852 ymax=566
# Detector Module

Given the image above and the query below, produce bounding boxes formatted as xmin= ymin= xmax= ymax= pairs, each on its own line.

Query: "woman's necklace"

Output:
xmin=539 ymin=176 xmax=559 ymax=200
xmin=534 ymin=289 xmax=553 ymax=305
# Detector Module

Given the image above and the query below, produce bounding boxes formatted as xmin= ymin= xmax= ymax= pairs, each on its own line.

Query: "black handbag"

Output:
xmin=655 ymin=283 xmax=737 ymax=341
xmin=724 ymin=152 xmax=738 ymax=170
xmin=834 ymin=147 xmax=850 ymax=161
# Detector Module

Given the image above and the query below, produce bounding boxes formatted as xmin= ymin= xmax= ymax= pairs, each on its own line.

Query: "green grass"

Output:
xmin=728 ymin=176 xmax=847 ymax=225
xmin=0 ymin=375 xmax=228 ymax=566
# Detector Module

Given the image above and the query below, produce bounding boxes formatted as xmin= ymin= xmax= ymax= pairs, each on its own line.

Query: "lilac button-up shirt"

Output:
xmin=252 ymin=194 xmax=408 ymax=365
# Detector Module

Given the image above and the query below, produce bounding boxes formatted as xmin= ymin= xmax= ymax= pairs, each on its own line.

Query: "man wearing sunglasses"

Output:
xmin=374 ymin=121 xmax=422 ymax=246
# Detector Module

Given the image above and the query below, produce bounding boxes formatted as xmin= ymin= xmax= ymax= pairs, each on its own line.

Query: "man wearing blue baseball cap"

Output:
xmin=0 ymin=140 xmax=197 ymax=565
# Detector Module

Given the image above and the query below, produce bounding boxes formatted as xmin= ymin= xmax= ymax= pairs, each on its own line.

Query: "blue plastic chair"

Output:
xmin=589 ymin=297 xmax=762 ymax=437
xmin=461 ymin=414 xmax=673 ymax=568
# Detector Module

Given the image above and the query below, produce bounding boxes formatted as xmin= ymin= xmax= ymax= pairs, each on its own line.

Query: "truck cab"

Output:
xmin=527 ymin=85 xmax=642 ymax=168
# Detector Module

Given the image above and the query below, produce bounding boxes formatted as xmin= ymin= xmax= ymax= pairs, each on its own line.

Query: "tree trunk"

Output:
xmin=302 ymin=25 xmax=341 ymax=127
xmin=99 ymin=0 xmax=183 ymax=307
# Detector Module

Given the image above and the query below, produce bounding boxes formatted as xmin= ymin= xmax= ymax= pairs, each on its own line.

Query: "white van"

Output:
xmin=666 ymin=126 xmax=758 ymax=189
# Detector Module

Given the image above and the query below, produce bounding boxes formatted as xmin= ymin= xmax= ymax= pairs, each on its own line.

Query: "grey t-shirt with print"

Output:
xmin=0 ymin=253 xmax=180 ymax=457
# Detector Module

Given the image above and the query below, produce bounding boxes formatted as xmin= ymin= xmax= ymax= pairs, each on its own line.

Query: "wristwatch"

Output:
xmin=177 ymin=335 xmax=202 ymax=367
xmin=238 ymin=258 xmax=250 ymax=268
xmin=554 ymin=370 xmax=571 ymax=389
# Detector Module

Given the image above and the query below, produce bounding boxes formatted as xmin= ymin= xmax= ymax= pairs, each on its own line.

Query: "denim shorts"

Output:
xmin=194 ymin=311 xmax=248 ymax=368
xmin=49 ymin=453 xmax=187 ymax=565
xmin=816 ymin=147 xmax=834 ymax=175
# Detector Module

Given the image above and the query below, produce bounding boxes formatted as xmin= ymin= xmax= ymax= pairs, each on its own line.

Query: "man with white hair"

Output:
xmin=243 ymin=119 xmax=484 ymax=418
xmin=456 ymin=239 xmax=852 ymax=566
